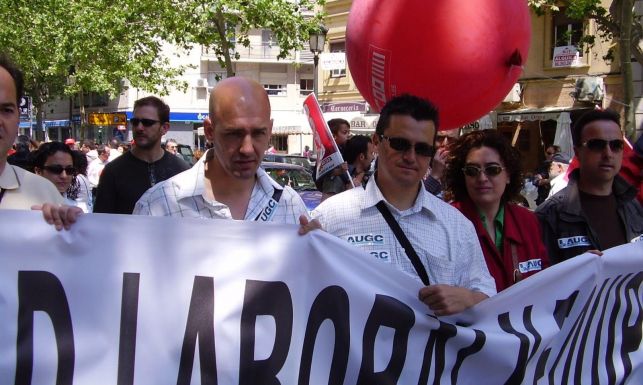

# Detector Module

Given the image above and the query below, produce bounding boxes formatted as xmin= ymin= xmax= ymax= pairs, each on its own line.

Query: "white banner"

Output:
xmin=0 ymin=210 xmax=641 ymax=384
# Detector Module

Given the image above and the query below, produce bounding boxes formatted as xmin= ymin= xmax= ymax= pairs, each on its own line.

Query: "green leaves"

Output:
xmin=0 ymin=0 xmax=324 ymax=117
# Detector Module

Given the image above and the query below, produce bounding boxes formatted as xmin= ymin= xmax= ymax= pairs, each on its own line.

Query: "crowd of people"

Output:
xmin=2 ymin=53 xmax=642 ymax=317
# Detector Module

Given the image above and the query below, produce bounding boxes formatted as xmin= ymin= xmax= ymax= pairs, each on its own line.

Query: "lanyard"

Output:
xmin=375 ymin=201 xmax=431 ymax=286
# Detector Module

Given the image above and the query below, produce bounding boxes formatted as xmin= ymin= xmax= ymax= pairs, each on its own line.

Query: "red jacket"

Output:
xmin=452 ymin=199 xmax=550 ymax=292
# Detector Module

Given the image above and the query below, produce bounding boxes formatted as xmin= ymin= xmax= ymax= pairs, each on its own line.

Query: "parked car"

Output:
xmin=263 ymin=154 xmax=314 ymax=174
xmin=261 ymin=162 xmax=321 ymax=211
xmin=176 ymin=144 xmax=195 ymax=165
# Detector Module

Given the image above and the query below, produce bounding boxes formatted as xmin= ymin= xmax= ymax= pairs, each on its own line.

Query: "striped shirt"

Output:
xmin=133 ymin=151 xmax=309 ymax=223
xmin=312 ymin=177 xmax=497 ymax=297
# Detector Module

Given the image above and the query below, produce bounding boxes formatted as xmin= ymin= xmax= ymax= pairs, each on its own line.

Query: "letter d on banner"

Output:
xmin=16 ymin=271 xmax=75 ymax=385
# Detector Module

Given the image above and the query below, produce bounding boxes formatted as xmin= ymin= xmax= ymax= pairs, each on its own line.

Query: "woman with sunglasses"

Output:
xmin=32 ymin=142 xmax=79 ymax=208
xmin=444 ymin=130 xmax=550 ymax=292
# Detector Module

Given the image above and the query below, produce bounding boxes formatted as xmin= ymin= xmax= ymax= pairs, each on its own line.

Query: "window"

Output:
xmin=74 ymin=92 xmax=109 ymax=108
xmin=262 ymin=30 xmax=276 ymax=46
xmin=270 ymin=135 xmax=288 ymax=152
xmin=552 ymin=9 xmax=584 ymax=58
xmin=300 ymin=79 xmax=313 ymax=95
xmin=264 ymin=84 xmax=287 ymax=96
xmin=329 ymin=41 xmax=346 ymax=78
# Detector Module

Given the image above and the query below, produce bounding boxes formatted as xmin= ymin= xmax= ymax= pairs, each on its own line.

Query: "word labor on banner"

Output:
xmin=0 ymin=210 xmax=641 ymax=384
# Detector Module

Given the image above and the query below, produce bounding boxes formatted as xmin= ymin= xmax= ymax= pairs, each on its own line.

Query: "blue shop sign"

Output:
xmin=124 ymin=111 xmax=209 ymax=122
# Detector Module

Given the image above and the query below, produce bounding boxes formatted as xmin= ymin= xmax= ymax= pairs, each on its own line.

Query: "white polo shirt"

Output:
xmin=0 ymin=164 xmax=63 ymax=210
xmin=312 ymin=177 xmax=497 ymax=297
xmin=133 ymin=150 xmax=309 ymax=224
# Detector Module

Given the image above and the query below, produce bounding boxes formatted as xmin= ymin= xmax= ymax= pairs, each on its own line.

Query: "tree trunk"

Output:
xmin=215 ymin=9 xmax=235 ymax=77
xmin=619 ymin=0 xmax=635 ymax=140
xmin=34 ymin=84 xmax=45 ymax=141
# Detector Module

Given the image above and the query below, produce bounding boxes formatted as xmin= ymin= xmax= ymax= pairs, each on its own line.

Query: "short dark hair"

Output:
xmin=327 ymin=118 xmax=350 ymax=136
xmin=571 ymin=109 xmax=621 ymax=146
xmin=0 ymin=54 xmax=24 ymax=106
xmin=82 ymin=139 xmax=96 ymax=150
xmin=444 ymin=130 xmax=524 ymax=204
xmin=134 ymin=96 xmax=170 ymax=124
xmin=32 ymin=142 xmax=74 ymax=170
xmin=97 ymin=144 xmax=109 ymax=156
xmin=344 ymin=135 xmax=372 ymax=164
xmin=375 ymin=94 xmax=439 ymax=136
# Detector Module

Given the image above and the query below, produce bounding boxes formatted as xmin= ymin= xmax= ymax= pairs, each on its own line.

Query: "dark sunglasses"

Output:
xmin=582 ymin=138 xmax=624 ymax=152
xmin=43 ymin=165 xmax=76 ymax=175
xmin=380 ymin=135 xmax=435 ymax=157
xmin=130 ymin=118 xmax=161 ymax=127
xmin=462 ymin=164 xmax=505 ymax=177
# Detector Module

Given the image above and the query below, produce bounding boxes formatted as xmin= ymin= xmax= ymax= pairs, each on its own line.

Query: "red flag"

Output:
xmin=303 ymin=94 xmax=346 ymax=180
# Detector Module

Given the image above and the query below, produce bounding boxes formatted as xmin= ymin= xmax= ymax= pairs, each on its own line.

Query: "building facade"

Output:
xmin=317 ymin=0 xmax=640 ymax=171
xmin=41 ymin=29 xmax=318 ymax=155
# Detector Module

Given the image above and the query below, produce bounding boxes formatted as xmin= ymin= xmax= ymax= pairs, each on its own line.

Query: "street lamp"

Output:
xmin=309 ymin=25 xmax=328 ymax=97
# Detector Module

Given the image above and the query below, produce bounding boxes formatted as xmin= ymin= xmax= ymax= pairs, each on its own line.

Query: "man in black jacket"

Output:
xmin=536 ymin=109 xmax=643 ymax=263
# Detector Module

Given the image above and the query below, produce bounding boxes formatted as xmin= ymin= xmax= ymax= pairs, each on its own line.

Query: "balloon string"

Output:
xmin=520 ymin=68 xmax=629 ymax=107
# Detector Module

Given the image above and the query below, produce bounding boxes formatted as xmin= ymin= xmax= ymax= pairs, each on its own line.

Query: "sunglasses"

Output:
xmin=380 ymin=135 xmax=435 ymax=157
xmin=462 ymin=164 xmax=505 ymax=177
xmin=43 ymin=165 xmax=76 ymax=175
xmin=130 ymin=118 xmax=161 ymax=127
xmin=581 ymin=139 xmax=624 ymax=152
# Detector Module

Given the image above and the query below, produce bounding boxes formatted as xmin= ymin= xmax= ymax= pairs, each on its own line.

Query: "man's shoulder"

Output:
xmin=161 ymin=151 xmax=190 ymax=170
xmin=102 ymin=152 xmax=134 ymax=172
xmin=425 ymin=194 xmax=472 ymax=223
xmin=535 ymin=187 xmax=570 ymax=216
xmin=3 ymin=165 xmax=64 ymax=208
xmin=315 ymin=187 xmax=364 ymax=213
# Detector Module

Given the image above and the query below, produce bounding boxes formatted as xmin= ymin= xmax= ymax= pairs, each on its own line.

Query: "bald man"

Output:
xmin=132 ymin=77 xmax=309 ymax=223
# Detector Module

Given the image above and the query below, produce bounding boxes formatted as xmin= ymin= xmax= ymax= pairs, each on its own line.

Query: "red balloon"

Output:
xmin=346 ymin=0 xmax=531 ymax=130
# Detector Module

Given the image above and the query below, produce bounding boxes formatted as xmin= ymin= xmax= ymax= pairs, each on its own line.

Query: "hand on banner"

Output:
xmin=418 ymin=285 xmax=488 ymax=316
xmin=298 ymin=215 xmax=322 ymax=235
xmin=587 ymin=249 xmax=604 ymax=256
xmin=33 ymin=203 xmax=84 ymax=231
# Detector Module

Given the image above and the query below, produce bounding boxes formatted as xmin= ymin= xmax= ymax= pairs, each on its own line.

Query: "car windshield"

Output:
xmin=265 ymin=168 xmax=317 ymax=191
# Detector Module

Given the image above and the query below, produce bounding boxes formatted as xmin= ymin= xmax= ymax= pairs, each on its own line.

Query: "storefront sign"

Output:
xmin=88 ymin=112 xmax=127 ymax=126
xmin=553 ymin=46 xmax=581 ymax=67
xmin=321 ymin=102 xmax=367 ymax=113
xmin=350 ymin=117 xmax=368 ymax=129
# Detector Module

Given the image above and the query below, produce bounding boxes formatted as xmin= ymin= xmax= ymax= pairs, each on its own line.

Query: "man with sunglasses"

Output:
xmin=309 ymin=94 xmax=496 ymax=316
xmin=0 ymin=55 xmax=63 ymax=209
xmin=536 ymin=109 xmax=643 ymax=263
xmin=93 ymin=96 xmax=190 ymax=214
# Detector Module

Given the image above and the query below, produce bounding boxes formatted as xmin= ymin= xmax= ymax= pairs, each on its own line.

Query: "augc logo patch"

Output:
xmin=557 ymin=236 xmax=591 ymax=249
xmin=345 ymin=233 xmax=385 ymax=246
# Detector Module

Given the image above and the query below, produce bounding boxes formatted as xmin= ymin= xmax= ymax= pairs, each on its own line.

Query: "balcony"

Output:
xmin=202 ymin=43 xmax=314 ymax=64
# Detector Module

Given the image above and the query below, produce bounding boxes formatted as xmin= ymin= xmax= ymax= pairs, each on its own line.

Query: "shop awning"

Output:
xmin=271 ymin=111 xmax=311 ymax=135
xmin=44 ymin=120 xmax=70 ymax=128
xmin=497 ymin=107 xmax=579 ymax=122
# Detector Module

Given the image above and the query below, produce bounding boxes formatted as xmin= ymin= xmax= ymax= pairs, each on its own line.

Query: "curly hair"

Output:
xmin=444 ymin=130 xmax=524 ymax=203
